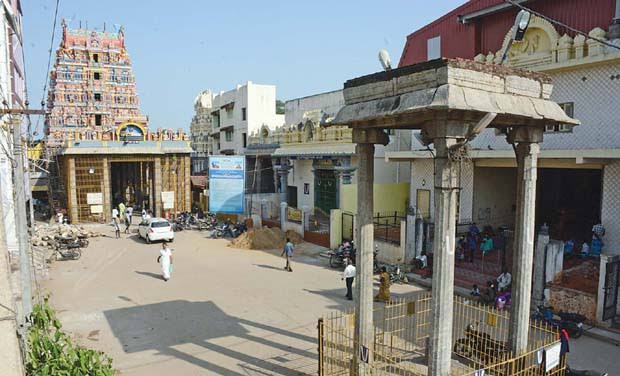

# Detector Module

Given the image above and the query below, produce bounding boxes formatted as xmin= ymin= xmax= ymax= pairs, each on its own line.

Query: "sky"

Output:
xmin=22 ymin=0 xmax=466 ymax=131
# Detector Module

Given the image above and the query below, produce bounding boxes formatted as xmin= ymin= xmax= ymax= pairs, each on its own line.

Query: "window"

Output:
xmin=427 ymin=36 xmax=441 ymax=60
xmin=213 ymin=113 xmax=220 ymax=128
xmin=94 ymin=93 xmax=102 ymax=102
xmin=93 ymin=53 xmax=99 ymax=63
xmin=225 ymin=130 xmax=233 ymax=142
xmin=242 ymin=107 xmax=247 ymax=121
xmin=94 ymin=72 xmax=101 ymax=80
xmin=242 ymin=133 xmax=247 ymax=148
xmin=545 ymin=102 xmax=574 ymax=133
xmin=95 ymin=114 xmax=102 ymax=126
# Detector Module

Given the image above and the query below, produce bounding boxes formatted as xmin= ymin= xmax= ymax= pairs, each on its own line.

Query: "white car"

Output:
xmin=138 ymin=218 xmax=174 ymax=244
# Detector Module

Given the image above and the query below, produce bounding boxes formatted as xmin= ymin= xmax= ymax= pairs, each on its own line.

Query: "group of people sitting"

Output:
xmin=470 ymin=269 xmax=513 ymax=309
xmin=456 ymin=223 xmax=506 ymax=263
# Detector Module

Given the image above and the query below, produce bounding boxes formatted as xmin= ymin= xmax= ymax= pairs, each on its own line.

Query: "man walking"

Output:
xmin=342 ymin=258 xmax=356 ymax=300
xmin=281 ymin=238 xmax=294 ymax=272
xmin=124 ymin=204 xmax=133 ymax=234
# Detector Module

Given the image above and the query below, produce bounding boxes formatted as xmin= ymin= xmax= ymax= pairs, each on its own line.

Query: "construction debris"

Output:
xmin=229 ymin=227 xmax=303 ymax=250
xmin=30 ymin=224 xmax=103 ymax=248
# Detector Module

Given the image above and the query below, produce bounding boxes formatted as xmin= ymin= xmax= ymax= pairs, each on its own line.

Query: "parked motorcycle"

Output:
xmin=531 ymin=305 xmax=584 ymax=338
xmin=384 ymin=263 xmax=406 ymax=284
xmin=328 ymin=241 xmax=355 ymax=268
xmin=54 ymin=243 xmax=81 ymax=261
xmin=453 ymin=323 xmax=508 ymax=365
xmin=212 ymin=221 xmax=234 ymax=238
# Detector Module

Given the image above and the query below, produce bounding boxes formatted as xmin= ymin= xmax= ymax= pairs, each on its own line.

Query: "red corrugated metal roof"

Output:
xmin=399 ymin=0 xmax=616 ymax=67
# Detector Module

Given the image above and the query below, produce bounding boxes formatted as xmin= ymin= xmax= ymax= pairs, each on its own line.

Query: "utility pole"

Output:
xmin=0 ymin=108 xmax=45 ymax=327
xmin=11 ymin=114 xmax=32 ymax=323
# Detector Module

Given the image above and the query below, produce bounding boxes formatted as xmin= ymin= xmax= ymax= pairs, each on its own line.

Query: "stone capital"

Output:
xmin=507 ymin=126 xmax=544 ymax=144
xmin=421 ymin=120 xmax=474 ymax=143
xmin=352 ymin=128 xmax=389 ymax=145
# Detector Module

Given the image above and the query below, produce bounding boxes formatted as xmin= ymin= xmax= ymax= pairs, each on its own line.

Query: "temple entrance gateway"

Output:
xmin=59 ymin=140 xmax=192 ymax=223
xmin=110 ymin=161 xmax=155 ymax=213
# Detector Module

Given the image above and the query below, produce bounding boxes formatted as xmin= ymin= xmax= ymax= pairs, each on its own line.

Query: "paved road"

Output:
xmin=569 ymin=334 xmax=619 ymax=374
xmin=43 ymin=227 xmax=422 ymax=375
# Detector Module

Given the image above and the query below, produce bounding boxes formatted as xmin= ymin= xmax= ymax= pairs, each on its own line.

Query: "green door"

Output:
xmin=314 ymin=169 xmax=337 ymax=215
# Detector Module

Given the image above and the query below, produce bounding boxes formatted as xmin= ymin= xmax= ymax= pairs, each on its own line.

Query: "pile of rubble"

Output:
xmin=31 ymin=224 xmax=104 ymax=248
xmin=554 ymin=259 xmax=599 ymax=294
xmin=230 ymin=227 xmax=303 ymax=250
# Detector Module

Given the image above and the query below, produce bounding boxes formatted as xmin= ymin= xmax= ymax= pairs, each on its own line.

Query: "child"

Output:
xmin=470 ymin=284 xmax=481 ymax=297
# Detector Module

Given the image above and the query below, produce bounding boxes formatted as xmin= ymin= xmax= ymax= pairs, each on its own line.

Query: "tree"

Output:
xmin=275 ymin=100 xmax=285 ymax=115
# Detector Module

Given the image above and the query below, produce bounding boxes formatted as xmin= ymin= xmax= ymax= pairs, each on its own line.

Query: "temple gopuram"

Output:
xmin=45 ymin=20 xmax=148 ymax=147
xmin=44 ymin=21 xmax=192 ymax=223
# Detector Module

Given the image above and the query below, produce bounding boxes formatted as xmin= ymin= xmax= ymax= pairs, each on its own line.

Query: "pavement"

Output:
xmin=42 ymin=227 xmax=423 ymax=375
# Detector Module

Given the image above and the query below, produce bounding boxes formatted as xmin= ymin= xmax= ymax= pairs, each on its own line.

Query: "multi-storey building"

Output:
xmin=189 ymin=90 xmax=213 ymax=174
xmin=0 ymin=0 xmax=28 ymax=256
xmin=45 ymin=20 xmax=148 ymax=147
xmin=201 ymin=81 xmax=284 ymax=156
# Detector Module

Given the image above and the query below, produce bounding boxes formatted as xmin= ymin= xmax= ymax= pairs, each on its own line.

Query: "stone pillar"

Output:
xmin=185 ymin=155 xmax=191 ymax=212
xmin=415 ymin=218 xmax=424 ymax=258
xmin=67 ymin=157 xmax=78 ymax=222
xmin=280 ymin=202 xmax=287 ymax=231
xmin=154 ymin=157 xmax=162 ymax=217
xmin=102 ymin=157 xmax=111 ymax=223
xmin=406 ymin=162 xmax=416 ymax=262
xmin=507 ymin=126 xmax=542 ymax=355
xmin=276 ymin=160 xmax=291 ymax=204
xmin=532 ymin=224 xmax=550 ymax=307
xmin=428 ymin=137 xmax=459 ymax=376
xmin=301 ymin=205 xmax=310 ymax=232
xmin=351 ymin=128 xmax=388 ymax=375
xmin=355 ymin=142 xmax=375 ymax=375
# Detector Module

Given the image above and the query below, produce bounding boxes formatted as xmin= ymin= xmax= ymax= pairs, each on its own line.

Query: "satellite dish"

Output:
xmin=378 ymin=49 xmax=392 ymax=71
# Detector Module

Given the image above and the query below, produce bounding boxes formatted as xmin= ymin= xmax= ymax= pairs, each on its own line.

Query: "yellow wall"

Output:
xmin=341 ymin=183 xmax=410 ymax=214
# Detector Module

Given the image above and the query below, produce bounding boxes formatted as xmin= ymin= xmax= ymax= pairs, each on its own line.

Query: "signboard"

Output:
xmin=287 ymin=207 xmax=302 ymax=222
xmin=544 ymin=342 xmax=561 ymax=372
xmin=90 ymin=205 xmax=103 ymax=214
xmin=118 ymin=123 xmax=145 ymax=142
xmin=87 ymin=192 xmax=103 ymax=205
xmin=359 ymin=345 xmax=369 ymax=364
xmin=208 ymin=156 xmax=245 ymax=214
xmin=162 ymin=191 xmax=175 ymax=210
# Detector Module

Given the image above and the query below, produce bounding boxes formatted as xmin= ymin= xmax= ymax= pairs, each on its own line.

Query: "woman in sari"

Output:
xmin=375 ymin=266 xmax=391 ymax=303
xmin=157 ymin=242 xmax=173 ymax=281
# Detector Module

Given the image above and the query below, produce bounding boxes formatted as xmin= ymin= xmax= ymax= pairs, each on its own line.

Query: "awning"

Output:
xmin=190 ymin=176 xmax=207 ymax=189
xmin=273 ymin=143 xmax=356 ymax=158
xmin=220 ymin=102 xmax=235 ymax=111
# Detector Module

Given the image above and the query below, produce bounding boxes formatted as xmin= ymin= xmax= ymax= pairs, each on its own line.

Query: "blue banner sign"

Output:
xmin=208 ymin=156 xmax=245 ymax=214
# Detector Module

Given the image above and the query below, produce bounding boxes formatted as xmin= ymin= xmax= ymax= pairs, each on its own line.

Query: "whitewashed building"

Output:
xmin=208 ymin=81 xmax=284 ymax=155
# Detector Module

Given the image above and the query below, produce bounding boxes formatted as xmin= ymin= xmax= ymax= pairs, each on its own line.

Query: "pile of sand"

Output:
xmin=230 ymin=227 xmax=303 ymax=250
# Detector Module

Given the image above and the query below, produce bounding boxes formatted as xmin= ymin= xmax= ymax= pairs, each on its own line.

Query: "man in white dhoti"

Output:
xmin=157 ymin=242 xmax=173 ymax=281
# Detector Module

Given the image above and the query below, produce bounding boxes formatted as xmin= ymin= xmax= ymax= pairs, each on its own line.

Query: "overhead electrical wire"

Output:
xmin=33 ymin=0 xmax=61 ymax=138
xmin=504 ymin=0 xmax=620 ymax=51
